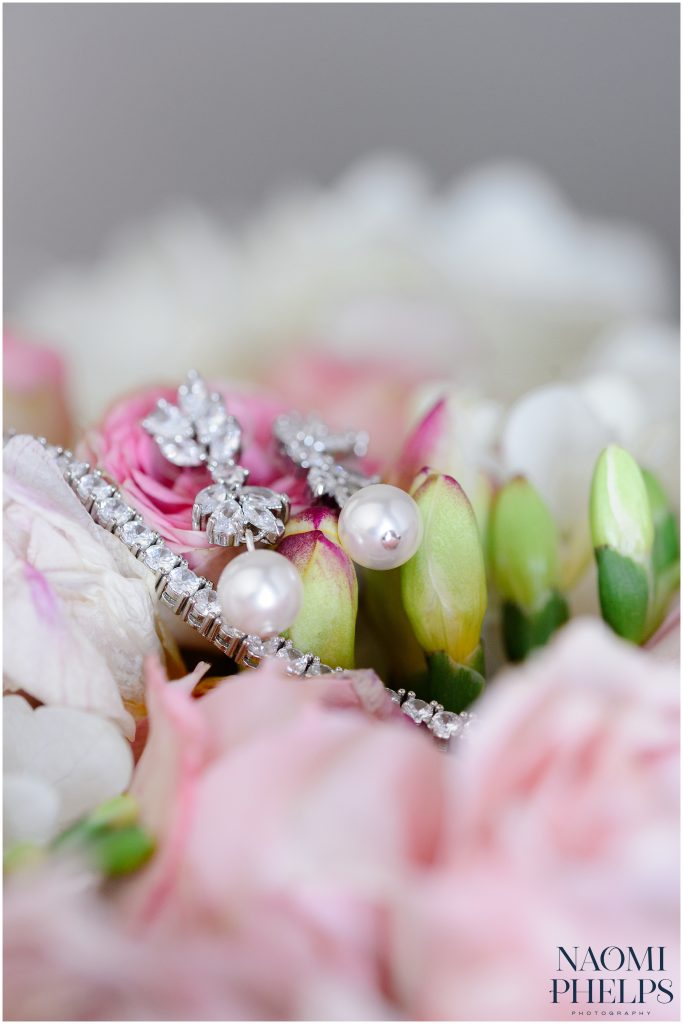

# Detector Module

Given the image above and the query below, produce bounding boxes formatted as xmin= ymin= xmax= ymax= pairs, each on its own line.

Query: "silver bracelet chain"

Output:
xmin=5 ymin=432 xmax=474 ymax=746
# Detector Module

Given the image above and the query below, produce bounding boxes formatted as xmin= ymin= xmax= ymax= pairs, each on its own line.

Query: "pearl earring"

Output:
xmin=142 ymin=372 xmax=302 ymax=637
xmin=274 ymin=413 xmax=423 ymax=570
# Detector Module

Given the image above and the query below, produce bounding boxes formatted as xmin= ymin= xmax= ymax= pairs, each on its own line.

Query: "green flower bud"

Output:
xmin=590 ymin=446 xmax=654 ymax=564
xmin=490 ymin=477 xmax=559 ymax=612
xmin=590 ymin=446 xmax=654 ymax=644
xmin=401 ymin=469 xmax=487 ymax=667
xmin=489 ymin=477 xmax=569 ymax=661
xmin=278 ymin=508 xmax=358 ymax=668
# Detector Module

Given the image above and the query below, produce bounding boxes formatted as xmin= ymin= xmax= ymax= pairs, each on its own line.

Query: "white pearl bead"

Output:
xmin=216 ymin=549 xmax=303 ymax=637
xmin=338 ymin=483 xmax=423 ymax=570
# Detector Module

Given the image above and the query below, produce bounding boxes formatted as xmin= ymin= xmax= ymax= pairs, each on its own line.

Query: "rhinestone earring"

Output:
xmin=142 ymin=371 xmax=291 ymax=549
xmin=142 ymin=372 xmax=303 ymax=638
xmin=274 ymin=412 xmax=423 ymax=571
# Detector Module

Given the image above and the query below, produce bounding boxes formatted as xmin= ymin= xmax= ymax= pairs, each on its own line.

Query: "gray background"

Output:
xmin=4 ymin=3 xmax=680 ymax=304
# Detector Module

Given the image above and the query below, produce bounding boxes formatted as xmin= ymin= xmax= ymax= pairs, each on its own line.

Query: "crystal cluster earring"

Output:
xmin=143 ymin=372 xmax=291 ymax=549
xmin=274 ymin=412 xmax=423 ymax=571
xmin=142 ymin=372 xmax=302 ymax=637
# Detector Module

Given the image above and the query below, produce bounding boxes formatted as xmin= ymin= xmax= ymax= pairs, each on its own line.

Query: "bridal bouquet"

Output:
xmin=3 ymin=160 xmax=680 ymax=1021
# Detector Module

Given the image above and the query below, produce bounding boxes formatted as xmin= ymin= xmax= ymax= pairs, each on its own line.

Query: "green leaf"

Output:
xmin=501 ymin=591 xmax=570 ymax=662
xmin=595 ymin=546 xmax=650 ymax=643
xmin=426 ymin=650 xmax=485 ymax=712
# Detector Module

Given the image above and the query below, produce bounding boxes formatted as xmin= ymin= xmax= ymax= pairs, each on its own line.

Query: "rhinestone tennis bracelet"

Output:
xmin=5 ymin=433 xmax=474 ymax=746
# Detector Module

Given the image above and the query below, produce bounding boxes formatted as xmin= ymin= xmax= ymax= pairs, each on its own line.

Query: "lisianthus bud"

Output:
xmin=590 ymin=445 xmax=654 ymax=643
xmin=278 ymin=508 xmax=358 ymax=668
xmin=590 ymin=445 xmax=654 ymax=562
xmin=489 ymin=477 xmax=569 ymax=660
xmin=401 ymin=469 xmax=487 ymax=710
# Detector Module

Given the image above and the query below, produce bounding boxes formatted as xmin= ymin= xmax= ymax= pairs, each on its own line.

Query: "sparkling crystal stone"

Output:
xmin=401 ymin=697 xmax=434 ymax=724
xmin=429 ymin=710 xmax=465 ymax=740
xmin=66 ymin=461 xmax=90 ymax=481
xmin=119 ymin=520 xmax=156 ymax=550
xmin=160 ymin=438 xmax=206 ymax=467
xmin=286 ymin=654 xmax=311 ymax=676
xmin=165 ymin=565 xmax=200 ymax=598
xmin=143 ymin=542 xmax=178 ymax=574
xmin=193 ymin=485 xmax=237 ymax=529
xmin=194 ymin=397 xmax=229 ymax=443
xmin=208 ymin=423 xmax=242 ymax=464
xmin=306 ymin=659 xmax=333 ymax=676
xmin=206 ymin=501 xmax=244 ymax=546
xmin=243 ymin=487 xmax=285 ymax=509
xmin=96 ymin=498 xmax=134 ymax=528
xmin=77 ymin=473 xmax=114 ymax=502
xmin=177 ymin=372 xmax=210 ymax=418
xmin=190 ymin=587 xmax=220 ymax=617
xmin=241 ymin=493 xmax=281 ymax=534
xmin=276 ymin=645 xmax=309 ymax=675
xmin=142 ymin=402 xmax=194 ymax=441
xmin=385 ymin=688 xmax=402 ymax=705
xmin=247 ymin=635 xmax=285 ymax=659
xmin=209 ymin=463 xmax=248 ymax=488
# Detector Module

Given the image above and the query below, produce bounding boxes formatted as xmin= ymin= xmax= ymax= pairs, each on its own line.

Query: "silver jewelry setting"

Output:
xmin=273 ymin=412 xmax=379 ymax=508
xmin=142 ymin=372 xmax=290 ymax=548
xmin=4 ymin=429 xmax=475 ymax=748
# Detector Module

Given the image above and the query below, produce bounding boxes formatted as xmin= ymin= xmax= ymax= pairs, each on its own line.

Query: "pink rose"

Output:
xmin=83 ymin=382 xmax=309 ymax=580
xmin=3 ymin=331 xmax=72 ymax=446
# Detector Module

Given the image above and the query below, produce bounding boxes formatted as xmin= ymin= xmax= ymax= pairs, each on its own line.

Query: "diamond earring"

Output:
xmin=142 ymin=373 xmax=302 ymax=638
xmin=142 ymin=372 xmax=290 ymax=549
xmin=274 ymin=411 xmax=424 ymax=571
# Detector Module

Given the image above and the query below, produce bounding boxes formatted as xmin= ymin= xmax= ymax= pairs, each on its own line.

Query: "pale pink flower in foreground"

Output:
xmin=3 ymin=435 xmax=162 ymax=737
xmin=4 ymin=623 xmax=679 ymax=1020
xmin=3 ymin=330 xmax=72 ymax=445
xmin=391 ymin=620 xmax=680 ymax=1020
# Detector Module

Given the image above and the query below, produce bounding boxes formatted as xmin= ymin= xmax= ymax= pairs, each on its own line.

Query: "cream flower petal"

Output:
xmin=3 ymin=436 xmax=162 ymax=736
xmin=3 ymin=774 xmax=60 ymax=847
xmin=3 ymin=695 xmax=133 ymax=840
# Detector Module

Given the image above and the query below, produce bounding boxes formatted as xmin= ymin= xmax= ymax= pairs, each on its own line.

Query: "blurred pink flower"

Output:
xmin=4 ymin=624 xmax=678 ymax=1020
xmin=83 ymin=382 xmax=308 ymax=580
xmin=391 ymin=619 xmax=680 ymax=1019
xmin=3 ymin=331 xmax=72 ymax=446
